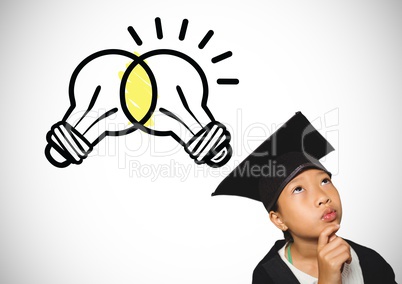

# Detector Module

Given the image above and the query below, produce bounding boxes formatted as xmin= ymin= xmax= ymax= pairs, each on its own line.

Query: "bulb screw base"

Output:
xmin=185 ymin=121 xmax=232 ymax=168
xmin=45 ymin=122 xmax=93 ymax=168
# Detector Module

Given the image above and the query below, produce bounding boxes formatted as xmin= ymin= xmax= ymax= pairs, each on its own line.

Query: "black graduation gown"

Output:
xmin=252 ymin=239 xmax=396 ymax=284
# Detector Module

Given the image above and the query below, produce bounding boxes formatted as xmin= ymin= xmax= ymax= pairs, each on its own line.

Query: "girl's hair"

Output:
xmin=271 ymin=202 xmax=293 ymax=243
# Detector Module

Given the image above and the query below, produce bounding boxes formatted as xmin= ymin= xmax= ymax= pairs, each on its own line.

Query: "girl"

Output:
xmin=212 ymin=112 xmax=396 ymax=284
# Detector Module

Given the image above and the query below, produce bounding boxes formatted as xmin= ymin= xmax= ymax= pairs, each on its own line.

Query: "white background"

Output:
xmin=1 ymin=0 xmax=401 ymax=283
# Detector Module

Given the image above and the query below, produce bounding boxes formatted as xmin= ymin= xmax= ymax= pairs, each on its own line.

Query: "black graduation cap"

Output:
xmin=211 ymin=111 xmax=334 ymax=211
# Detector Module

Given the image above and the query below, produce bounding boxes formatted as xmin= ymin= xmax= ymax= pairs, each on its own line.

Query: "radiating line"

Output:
xmin=127 ymin=26 xmax=143 ymax=46
xmin=198 ymin=30 xmax=214 ymax=49
xmin=159 ymin=108 xmax=195 ymax=135
xmin=74 ymin=86 xmax=101 ymax=128
xmin=179 ymin=19 xmax=189 ymax=41
xmin=217 ymin=78 xmax=239 ymax=85
xmin=211 ymin=51 xmax=233 ymax=63
xmin=155 ymin=17 xmax=163 ymax=39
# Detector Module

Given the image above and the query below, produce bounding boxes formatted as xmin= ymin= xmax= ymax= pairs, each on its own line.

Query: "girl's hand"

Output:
xmin=317 ymin=224 xmax=352 ymax=284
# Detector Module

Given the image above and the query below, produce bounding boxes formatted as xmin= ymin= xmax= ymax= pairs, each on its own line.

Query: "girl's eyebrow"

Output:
xmin=316 ymin=170 xmax=330 ymax=177
xmin=288 ymin=175 xmax=303 ymax=185
xmin=286 ymin=170 xmax=328 ymax=190
xmin=285 ymin=175 xmax=305 ymax=190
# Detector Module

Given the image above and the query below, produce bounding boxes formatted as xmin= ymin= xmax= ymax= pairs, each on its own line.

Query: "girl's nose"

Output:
xmin=318 ymin=197 xmax=331 ymax=206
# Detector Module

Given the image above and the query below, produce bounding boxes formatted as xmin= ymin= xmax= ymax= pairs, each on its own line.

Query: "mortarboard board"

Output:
xmin=211 ymin=111 xmax=334 ymax=211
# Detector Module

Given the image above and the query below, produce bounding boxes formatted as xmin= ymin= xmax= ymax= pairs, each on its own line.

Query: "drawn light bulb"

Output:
xmin=45 ymin=50 xmax=155 ymax=168
xmin=120 ymin=49 xmax=232 ymax=167
xmin=45 ymin=18 xmax=238 ymax=168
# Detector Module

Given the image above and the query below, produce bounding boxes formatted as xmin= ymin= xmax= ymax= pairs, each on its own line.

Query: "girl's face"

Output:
xmin=271 ymin=169 xmax=342 ymax=241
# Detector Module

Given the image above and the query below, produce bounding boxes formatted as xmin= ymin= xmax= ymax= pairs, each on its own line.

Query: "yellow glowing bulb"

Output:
xmin=119 ymin=52 xmax=154 ymax=127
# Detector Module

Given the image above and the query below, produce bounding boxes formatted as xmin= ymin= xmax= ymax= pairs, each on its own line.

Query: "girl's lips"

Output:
xmin=321 ymin=208 xmax=337 ymax=222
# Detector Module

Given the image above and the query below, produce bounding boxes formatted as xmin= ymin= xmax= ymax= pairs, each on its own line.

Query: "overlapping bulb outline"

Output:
xmin=45 ymin=22 xmax=236 ymax=168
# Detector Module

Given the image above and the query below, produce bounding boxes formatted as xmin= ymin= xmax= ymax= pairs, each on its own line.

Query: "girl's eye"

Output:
xmin=321 ymin=178 xmax=331 ymax=185
xmin=292 ymin=187 xmax=304 ymax=194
